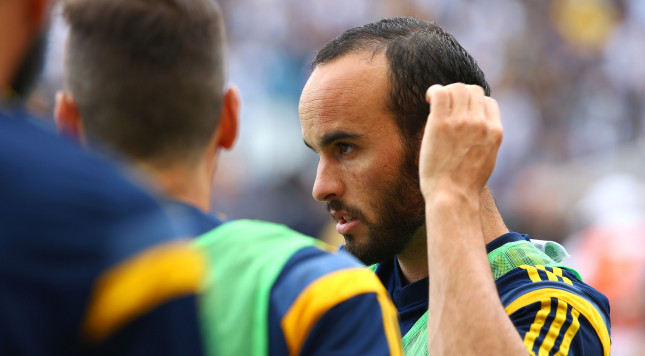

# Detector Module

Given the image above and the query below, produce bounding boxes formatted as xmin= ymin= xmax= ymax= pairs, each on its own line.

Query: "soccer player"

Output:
xmin=54 ymin=0 xmax=402 ymax=355
xmin=299 ymin=17 xmax=611 ymax=355
xmin=0 ymin=0 xmax=206 ymax=354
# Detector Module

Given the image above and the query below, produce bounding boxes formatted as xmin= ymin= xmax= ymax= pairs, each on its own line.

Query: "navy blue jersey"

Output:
xmin=372 ymin=232 xmax=611 ymax=355
xmin=373 ymin=256 xmax=428 ymax=336
xmin=0 ymin=109 xmax=205 ymax=355
xmin=164 ymin=200 xmax=403 ymax=356
xmin=494 ymin=235 xmax=611 ymax=355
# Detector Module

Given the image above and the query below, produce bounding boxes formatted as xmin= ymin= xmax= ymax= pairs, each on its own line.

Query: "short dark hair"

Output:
xmin=312 ymin=17 xmax=490 ymax=142
xmin=63 ymin=0 xmax=226 ymax=166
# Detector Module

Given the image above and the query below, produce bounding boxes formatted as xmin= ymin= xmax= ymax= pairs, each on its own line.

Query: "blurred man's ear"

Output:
xmin=54 ymin=91 xmax=85 ymax=144
xmin=216 ymin=86 xmax=240 ymax=150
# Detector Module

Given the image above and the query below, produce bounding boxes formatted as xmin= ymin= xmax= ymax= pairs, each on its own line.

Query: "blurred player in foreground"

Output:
xmin=300 ymin=17 xmax=611 ymax=355
xmin=0 ymin=0 xmax=207 ymax=354
xmin=55 ymin=0 xmax=402 ymax=355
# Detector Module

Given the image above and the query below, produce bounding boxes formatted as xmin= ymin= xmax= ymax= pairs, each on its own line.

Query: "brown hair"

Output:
xmin=313 ymin=17 xmax=490 ymax=144
xmin=63 ymin=0 xmax=227 ymax=166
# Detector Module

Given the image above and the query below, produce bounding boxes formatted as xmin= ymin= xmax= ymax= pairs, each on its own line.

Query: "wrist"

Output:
xmin=421 ymin=179 xmax=481 ymax=210
xmin=421 ymin=178 xmax=480 ymax=202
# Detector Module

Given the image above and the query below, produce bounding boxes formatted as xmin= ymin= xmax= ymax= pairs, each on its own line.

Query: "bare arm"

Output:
xmin=419 ymin=83 xmax=527 ymax=355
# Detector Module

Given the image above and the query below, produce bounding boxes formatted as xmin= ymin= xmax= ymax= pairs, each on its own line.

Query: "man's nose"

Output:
xmin=312 ymin=158 xmax=344 ymax=202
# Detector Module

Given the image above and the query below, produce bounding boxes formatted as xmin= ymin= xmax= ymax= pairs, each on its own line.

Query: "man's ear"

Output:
xmin=216 ymin=85 xmax=240 ymax=150
xmin=54 ymin=91 xmax=85 ymax=144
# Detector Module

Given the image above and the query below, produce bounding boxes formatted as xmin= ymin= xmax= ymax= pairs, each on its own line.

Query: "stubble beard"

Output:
xmin=329 ymin=146 xmax=426 ymax=265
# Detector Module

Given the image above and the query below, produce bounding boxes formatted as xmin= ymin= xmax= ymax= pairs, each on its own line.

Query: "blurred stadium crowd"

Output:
xmin=28 ymin=0 xmax=645 ymax=354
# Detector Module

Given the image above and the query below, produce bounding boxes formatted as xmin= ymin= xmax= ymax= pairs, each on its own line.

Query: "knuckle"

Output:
xmin=478 ymin=122 xmax=489 ymax=135
xmin=454 ymin=116 xmax=469 ymax=127
xmin=491 ymin=126 xmax=503 ymax=141
xmin=454 ymin=82 xmax=468 ymax=94
xmin=485 ymin=97 xmax=499 ymax=110
xmin=494 ymin=126 xmax=504 ymax=138
xmin=465 ymin=114 xmax=486 ymax=126
xmin=434 ymin=88 xmax=448 ymax=100
xmin=446 ymin=82 xmax=466 ymax=94
xmin=433 ymin=118 xmax=451 ymax=131
xmin=466 ymin=84 xmax=485 ymax=96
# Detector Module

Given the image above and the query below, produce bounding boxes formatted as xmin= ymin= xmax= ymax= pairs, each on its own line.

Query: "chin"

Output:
xmin=343 ymin=240 xmax=391 ymax=266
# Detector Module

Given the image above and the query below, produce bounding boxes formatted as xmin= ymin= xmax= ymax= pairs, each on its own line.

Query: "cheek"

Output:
xmin=351 ymin=154 xmax=402 ymax=210
xmin=367 ymin=149 xmax=405 ymax=185
xmin=346 ymin=154 xmax=395 ymax=190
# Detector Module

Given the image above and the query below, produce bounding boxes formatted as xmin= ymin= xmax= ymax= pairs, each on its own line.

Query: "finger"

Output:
xmin=447 ymin=83 xmax=469 ymax=118
xmin=483 ymin=97 xmax=501 ymax=125
xmin=484 ymin=97 xmax=504 ymax=145
xmin=426 ymin=85 xmax=450 ymax=120
xmin=466 ymin=85 xmax=486 ymax=118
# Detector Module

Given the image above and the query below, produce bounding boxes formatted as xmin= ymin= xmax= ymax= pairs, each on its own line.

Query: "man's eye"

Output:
xmin=336 ymin=143 xmax=354 ymax=155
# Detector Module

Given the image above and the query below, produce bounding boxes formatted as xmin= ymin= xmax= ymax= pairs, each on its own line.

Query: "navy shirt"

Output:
xmin=0 ymin=109 xmax=205 ymax=355
xmin=372 ymin=232 xmax=611 ymax=355
xmin=374 ymin=257 xmax=429 ymax=336
xmin=164 ymin=200 xmax=403 ymax=355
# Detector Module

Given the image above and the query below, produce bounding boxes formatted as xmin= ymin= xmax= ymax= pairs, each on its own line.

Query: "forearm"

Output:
xmin=425 ymin=189 xmax=527 ymax=355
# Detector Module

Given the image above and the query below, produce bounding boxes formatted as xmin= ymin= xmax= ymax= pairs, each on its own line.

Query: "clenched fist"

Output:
xmin=419 ymin=83 xmax=503 ymax=200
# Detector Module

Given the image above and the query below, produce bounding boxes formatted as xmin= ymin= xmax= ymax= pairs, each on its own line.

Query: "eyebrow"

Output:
xmin=303 ymin=131 xmax=364 ymax=152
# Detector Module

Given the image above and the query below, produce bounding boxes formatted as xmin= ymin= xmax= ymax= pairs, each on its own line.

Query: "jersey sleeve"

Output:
xmin=0 ymin=116 xmax=207 ymax=355
xmin=85 ymin=296 xmax=204 ymax=356
xmin=268 ymin=246 xmax=403 ymax=356
xmin=80 ymin=241 xmax=208 ymax=354
xmin=498 ymin=265 xmax=611 ymax=356
xmin=299 ymin=292 xmax=397 ymax=355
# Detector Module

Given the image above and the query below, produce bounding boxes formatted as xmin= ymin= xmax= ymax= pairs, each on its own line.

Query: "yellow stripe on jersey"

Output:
xmin=281 ymin=267 xmax=402 ymax=356
xmin=524 ymin=299 xmax=551 ymax=354
xmin=82 ymin=241 xmax=207 ymax=342
xmin=520 ymin=265 xmax=575 ymax=286
xmin=539 ymin=299 xmax=568 ymax=355
xmin=376 ymin=285 xmax=403 ymax=356
xmin=520 ymin=265 xmax=543 ymax=283
xmin=505 ymin=288 xmax=610 ymax=356
xmin=555 ymin=309 xmax=581 ymax=356
xmin=551 ymin=267 xmax=574 ymax=286
xmin=535 ymin=265 xmax=559 ymax=282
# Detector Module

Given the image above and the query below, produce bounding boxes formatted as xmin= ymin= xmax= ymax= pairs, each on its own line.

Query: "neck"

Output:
xmin=396 ymin=186 xmax=508 ymax=285
xmin=396 ymin=225 xmax=429 ymax=285
xmin=479 ymin=186 xmax=509 ymax=244
xmin=135 ymin=156 xmax=215 ymax=212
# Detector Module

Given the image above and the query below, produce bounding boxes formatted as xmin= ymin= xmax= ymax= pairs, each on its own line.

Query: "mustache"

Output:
xmin=326 ymin=199 xmax=367 ymax=223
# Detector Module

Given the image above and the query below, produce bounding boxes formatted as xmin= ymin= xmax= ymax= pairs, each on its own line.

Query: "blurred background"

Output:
xmin=31 ymin=0 xmax=645 ymax=354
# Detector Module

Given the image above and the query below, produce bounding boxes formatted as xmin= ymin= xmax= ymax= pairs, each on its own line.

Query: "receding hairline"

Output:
xmin=311 ymin=41 xmax=388 ymax=70
xmin=302 ymin=50 xmax=390 ymax=106
xmin=300 ymin=50 xmax=396 ymax=143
